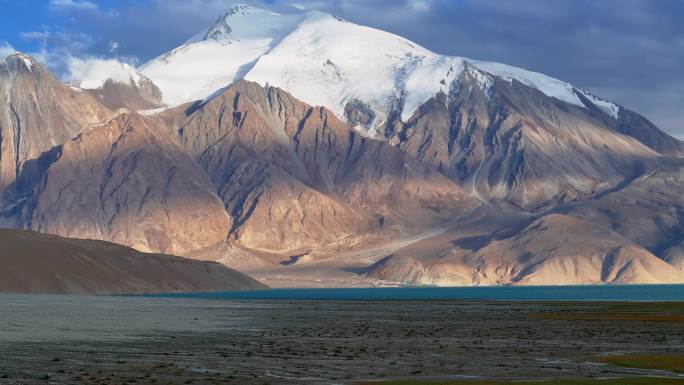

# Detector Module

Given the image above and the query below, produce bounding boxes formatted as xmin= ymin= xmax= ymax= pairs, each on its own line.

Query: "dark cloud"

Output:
xmin=18 ymin=0 xmax=684 ymax=137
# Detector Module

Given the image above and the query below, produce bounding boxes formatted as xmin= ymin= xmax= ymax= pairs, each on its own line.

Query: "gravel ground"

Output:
xmin=0 ymin=294 xmax=682 ymax=384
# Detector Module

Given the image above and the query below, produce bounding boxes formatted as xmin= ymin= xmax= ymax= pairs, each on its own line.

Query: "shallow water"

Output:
xmin=147 ymin=284 xmax=684 ymax=301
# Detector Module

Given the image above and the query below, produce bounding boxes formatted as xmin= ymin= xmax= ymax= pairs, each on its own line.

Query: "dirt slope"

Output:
xmin=0 ymin=228 xmax=266 ymax=294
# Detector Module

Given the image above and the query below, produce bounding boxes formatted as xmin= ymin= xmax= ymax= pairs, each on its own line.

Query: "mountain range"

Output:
xmin=1 ymin=4 xmax=684 ymax=289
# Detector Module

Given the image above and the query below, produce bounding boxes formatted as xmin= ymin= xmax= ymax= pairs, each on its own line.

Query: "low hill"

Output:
xmin=0 ymin=229 xmax=266 ymax=294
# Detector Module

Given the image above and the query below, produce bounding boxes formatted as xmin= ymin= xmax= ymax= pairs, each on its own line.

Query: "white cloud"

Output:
xmin=19 ymin=31 xmax=51 ymax=41
xmin=407 ymin=0 xmax=432 ymax=11
xmin=287 ymin=1 xmax=333 ymax=10
xmin=288 ymin=3 xmax=307 ymax=10
xmin=0 ymin=42 xmax=17 ymax=59
xmin=65 ymin=56 xmax=141 ymax=89
xmin=19 ymin=30 xmax=95 ymax=57
xmin=48 ymin=0 xmax=119 ymax=17
xmin=49 ymin=0 xmax=99 ymax=11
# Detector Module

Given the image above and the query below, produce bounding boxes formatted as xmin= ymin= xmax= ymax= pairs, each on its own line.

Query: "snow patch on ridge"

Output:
xmin=138 ymin=106 xmax=172 ymax=116
xmin=401 ymin=57 xmax=466 ymax=121
xmin=472 ymin=60 xmax=583 ymax=106
xmin=577 ymin=90 xmax=621 ymax=119
xmin=20 ymin=56 xmax=33 ymax=72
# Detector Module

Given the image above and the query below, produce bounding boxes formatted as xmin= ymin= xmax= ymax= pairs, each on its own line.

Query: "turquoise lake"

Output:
xmin=147 ymin=284 xmax=684 ymax=301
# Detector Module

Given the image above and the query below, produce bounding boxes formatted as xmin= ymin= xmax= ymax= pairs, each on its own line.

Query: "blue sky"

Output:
xmin=1 ymin=0 xmax=683 ymax=137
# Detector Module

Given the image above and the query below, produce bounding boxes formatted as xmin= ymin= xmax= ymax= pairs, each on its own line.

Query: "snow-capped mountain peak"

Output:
xmin=203 ymin=14 xmax=233 ymax=42
xmin=188 ymin=4 xmax=295 ymax=44
xmin=139 ymin=6 xmax=304 ymax=105
xmin=223 ymin=3 xmax=260 ymax=16
xmin=0 ymin=52 xmax=37 ymax=73
xmin=139 ymin=5 xmax=620 ymax=137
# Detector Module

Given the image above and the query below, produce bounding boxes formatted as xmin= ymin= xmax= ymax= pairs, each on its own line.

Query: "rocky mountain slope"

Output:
xmin=5 ymin=113 xmax=231 ymax=256
xmin=390 ymin=66 xmax=659 ymax=210
xmin=568 ymin=157 xmax=684 ymax=262
xmin=0 ymin=53 xmax=114 ymax=192
xmin=0 ymin=228 xmax=266 ymax=294
xmin=368 ymin=214 xmax=684 ymax=285
xmin=173 ymin=80 xmax=473 ymax=255
xmin=1 ymin=73 xmax=474 ymax=268
xmin=363 ymin=156 xmax=684 ymax=286
xmin=83 ymin=75 xmax=163 ymax=111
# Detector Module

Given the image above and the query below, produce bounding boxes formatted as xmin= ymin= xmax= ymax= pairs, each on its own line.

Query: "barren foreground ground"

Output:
xmin=0 ymin=295 xmax=682 ymax=384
